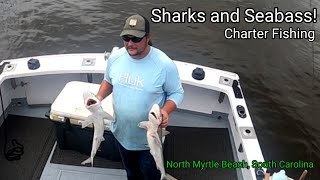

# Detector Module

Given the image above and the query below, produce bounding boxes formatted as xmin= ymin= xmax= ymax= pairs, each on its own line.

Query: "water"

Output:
xmin=0 ymin=0 xmax=319 ymax=179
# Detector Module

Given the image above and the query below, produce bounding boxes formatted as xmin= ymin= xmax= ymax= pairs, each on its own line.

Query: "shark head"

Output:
xmin=83 ymin=91 xmax=101 ymax=113
xmin=148 ymin=104 xmax=162 ymax=126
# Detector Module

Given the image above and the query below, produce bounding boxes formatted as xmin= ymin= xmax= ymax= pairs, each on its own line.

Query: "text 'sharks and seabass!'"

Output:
xmin=150 ymin=7 xmax=316 ymax=42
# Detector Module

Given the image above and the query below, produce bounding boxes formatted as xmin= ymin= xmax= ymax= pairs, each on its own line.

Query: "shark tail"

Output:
xmin=81 ymin=157 xmax=94 ymax=167
xmin=162 ymin=173 xmax=178 ymax=180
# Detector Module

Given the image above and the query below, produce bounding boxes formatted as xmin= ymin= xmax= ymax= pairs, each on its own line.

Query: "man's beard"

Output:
xmin=126 ymin=44 xmax=147 ymax=57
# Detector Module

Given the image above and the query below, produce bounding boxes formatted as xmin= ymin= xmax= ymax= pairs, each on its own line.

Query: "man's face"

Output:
xmin=122 ymin=34 xmax=149 ymax=59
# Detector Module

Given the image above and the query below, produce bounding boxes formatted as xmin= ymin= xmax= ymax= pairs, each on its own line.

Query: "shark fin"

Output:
xmin=81 ymin=157 xmax=93 ymax=167
xmin=162 ymin=129 xmax=170 ymax=136
xmin=103 ymin=119 xmax=112 ymax=126
xmin=101 ymin=110 xmax=113 ymax=120
xmin=138 ymin=121 xmax=149 ymax=129
xmin=81 ymin=117 xmax=94 ymax=128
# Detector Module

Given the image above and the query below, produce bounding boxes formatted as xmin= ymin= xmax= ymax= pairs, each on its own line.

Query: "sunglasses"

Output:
xmin=121 ymin=35 xmax=144 ymax=43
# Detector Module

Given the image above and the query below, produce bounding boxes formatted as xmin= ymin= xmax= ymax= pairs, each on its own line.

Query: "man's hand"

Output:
xmin=160 ymin=100 xmax=177 ymax=128
xmin=160 ymin=109 xmax=169 ymax=128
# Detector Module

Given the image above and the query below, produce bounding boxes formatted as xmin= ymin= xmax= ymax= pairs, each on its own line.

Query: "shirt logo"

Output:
xmin=118 ymin=72 xmax=144 ymax=90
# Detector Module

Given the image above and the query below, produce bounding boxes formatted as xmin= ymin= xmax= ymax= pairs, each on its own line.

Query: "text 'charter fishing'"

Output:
xmin=150 ymin=7 xmax=317 ymax=42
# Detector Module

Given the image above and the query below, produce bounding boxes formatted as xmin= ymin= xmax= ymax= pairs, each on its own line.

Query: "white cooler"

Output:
xmin=49 ymin=81 xmax=121 ymax=161
xmin=50 ymin=81 xmax=114 ymax=128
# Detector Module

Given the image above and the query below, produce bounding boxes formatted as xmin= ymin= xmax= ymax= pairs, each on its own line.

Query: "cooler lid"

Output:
xmin=50 ymin=81 xmax=114 ymax=121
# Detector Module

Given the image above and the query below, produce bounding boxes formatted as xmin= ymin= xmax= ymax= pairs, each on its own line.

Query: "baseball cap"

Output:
xmin=120 ymin=14 xmax=150 ymax=38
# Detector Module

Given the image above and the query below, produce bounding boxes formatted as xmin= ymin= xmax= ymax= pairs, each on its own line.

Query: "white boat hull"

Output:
xmin=0 ymin=47 xmax=265 ymax=180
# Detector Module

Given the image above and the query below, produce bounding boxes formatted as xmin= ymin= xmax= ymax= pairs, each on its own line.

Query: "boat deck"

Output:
xmin=0 ymin=115 xmax=56 ymax=180
xmin=0 ymin=101 xmax=238 ymax=180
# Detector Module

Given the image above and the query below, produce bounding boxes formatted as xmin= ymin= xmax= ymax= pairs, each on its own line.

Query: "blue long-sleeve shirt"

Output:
xmin=104 ymin=46 xmax=184 ymax=150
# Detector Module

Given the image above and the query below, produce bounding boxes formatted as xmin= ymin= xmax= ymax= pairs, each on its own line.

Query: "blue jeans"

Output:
xmin=115 ymin=139 xmax=161 ymax=180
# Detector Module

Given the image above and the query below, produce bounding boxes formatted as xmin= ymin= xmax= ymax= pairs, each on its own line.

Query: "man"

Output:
xmin=94 ymin=14 xmax=184 ymax=180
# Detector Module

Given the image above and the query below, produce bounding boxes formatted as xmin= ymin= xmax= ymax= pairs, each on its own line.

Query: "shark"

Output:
xmin=81 ymin=91 xmax=113 ymax=166
xmin=138 ymin=104 xmax=177 ymax=180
